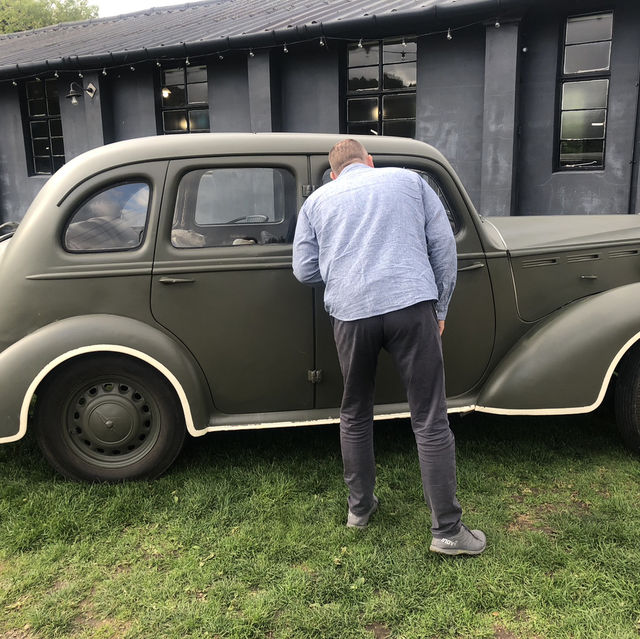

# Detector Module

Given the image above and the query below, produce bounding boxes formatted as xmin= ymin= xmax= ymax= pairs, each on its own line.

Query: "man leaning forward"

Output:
xmin=292 ymin=138 xmax=485 ymax=556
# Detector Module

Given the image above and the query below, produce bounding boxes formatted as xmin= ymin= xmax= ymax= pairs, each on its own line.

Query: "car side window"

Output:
xmin=171 ymin=167 xmax=296 ymax=248
xmin=64 ymin=182 xmax=150 ymax=252
xmin=321 ymin=166 xmax=458 ymax=234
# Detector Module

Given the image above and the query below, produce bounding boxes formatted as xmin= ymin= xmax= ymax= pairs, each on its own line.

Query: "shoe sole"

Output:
xmin=429 ymin=544 xmax=486 ymax=556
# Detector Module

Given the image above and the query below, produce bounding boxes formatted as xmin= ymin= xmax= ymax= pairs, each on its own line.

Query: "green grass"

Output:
xmin=1 ymin=406 xmax=639 ymax=639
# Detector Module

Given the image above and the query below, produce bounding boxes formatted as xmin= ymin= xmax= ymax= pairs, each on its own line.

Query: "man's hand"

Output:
xmin=438 ymin=320 xmax=445 ymax=336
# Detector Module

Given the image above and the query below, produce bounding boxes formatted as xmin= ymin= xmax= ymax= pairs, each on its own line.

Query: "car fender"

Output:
xmin=476 ymin=282 xmax=640 ymax=414
xmin=0 ymin=314 xmax=214 ymax=443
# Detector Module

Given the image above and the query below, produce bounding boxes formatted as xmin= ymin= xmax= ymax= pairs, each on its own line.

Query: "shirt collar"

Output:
xmin=338 ymin=162 xmax=371 ymax=177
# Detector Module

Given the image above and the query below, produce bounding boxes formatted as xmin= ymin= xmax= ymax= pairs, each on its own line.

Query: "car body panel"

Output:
xmin=0 ymin=314 xmax=214 ymax=443
xmin=1 ymin=133 xmax=640 ymax=456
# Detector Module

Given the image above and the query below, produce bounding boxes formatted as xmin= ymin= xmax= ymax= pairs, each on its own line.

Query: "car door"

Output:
xmin=151 ymin=155 xmax=314 ymax=414
xmin=309 ymin=153 xmax=496 ymax=408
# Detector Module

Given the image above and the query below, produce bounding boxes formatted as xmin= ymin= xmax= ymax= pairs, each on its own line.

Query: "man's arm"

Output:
xmin=421 ymin=181 xmax=457 ymax=321
xmin=292 ymin=203 xmax=323 ymax=285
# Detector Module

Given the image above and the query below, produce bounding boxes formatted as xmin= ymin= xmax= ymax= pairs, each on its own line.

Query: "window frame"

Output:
xmin=345 ymin=38 xmax=417 ymax=138
xmin=157 ymin=64 xmax=210 ymax=135
xmin=22 ymin=77 xmax=65 ymax=176
xmin=555 ymin=11 xmax=613 ymax=172
xmin=171 ymin=165 xmax=297 ymax=248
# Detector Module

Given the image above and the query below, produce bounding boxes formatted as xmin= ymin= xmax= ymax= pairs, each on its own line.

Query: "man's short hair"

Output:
xmin=329 ymin=139 xmax=369 ymax=175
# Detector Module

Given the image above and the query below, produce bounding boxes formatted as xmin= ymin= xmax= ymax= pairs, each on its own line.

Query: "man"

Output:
xmin=292 ymin=139 xmax=485 ymax=556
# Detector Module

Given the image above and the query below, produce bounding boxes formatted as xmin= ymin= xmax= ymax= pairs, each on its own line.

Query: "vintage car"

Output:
xmin=1 ymin=133 xmax=639 ymax=481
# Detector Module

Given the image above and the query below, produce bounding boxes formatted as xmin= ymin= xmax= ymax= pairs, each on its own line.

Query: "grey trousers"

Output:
xmin=331 ymin=301 xmax=462 ymax=536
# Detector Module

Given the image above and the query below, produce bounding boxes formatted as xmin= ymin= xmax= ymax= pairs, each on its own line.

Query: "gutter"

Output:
xmin=0 ymin=0 xmax=536 ymax=80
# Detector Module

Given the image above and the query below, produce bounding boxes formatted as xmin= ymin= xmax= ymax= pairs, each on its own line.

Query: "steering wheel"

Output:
xmin=226 ymin=214 xmax=269 ymax=224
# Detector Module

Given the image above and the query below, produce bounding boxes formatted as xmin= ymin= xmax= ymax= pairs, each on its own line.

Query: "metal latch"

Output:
xmin=307 ymin=369 xmax=323 ymax=384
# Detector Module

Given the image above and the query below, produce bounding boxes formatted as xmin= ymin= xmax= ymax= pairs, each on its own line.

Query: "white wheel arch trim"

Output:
xmin=6 ymin=330 xmax=640 ymax=445
xmin=8 ymin=344 xmax=197 ymax=444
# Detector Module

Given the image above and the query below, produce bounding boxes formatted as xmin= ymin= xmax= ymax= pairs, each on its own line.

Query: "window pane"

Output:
xmin=51 ymin=137 xmax=65 ymax=155
xmin=52 ymin=156 xmax=65 ymax=172
xmin=189 ymin=109 xmax=210 ymax=132
xmin=34 ymin=157 xmax=51 ymax=174
xmin=564 ymin=41 xmax=611 ymax=73
xmin=561 ymin=109 xmax=606 ymax=139
xmin=65 ymin=183 xmax=150 ymax=252
xmin=348 ymin=42 xmax=379 ymax=67
xmin=562 ymin=80 xmax=608 ymax=110
xmin=348 ymin=66 xmax=379 ymax=92
xmin=559 ymin=139 xmax=604 ymax=167
xmin=30 ymin=121 xmax=48 ymax=138
xmin=383 ymin=63 xmax=416 ymax=90
xmin=47 ymin=98 xmax=60 ymax=116
xmin=172 ymin=168 xmax=295 ymax=247
xmin=50 ymin=118 xmax=63 ymax=137
xmin=163 ymin=68 xmax=184 ymax=85
xmin=45 ymin=79 xmax=58 ymax=98
xmin=383 ymin=94 xmax=416 ymax=119
xmin=187 ymin=82 xmax=208 ymax=104
xmin=163 ymin=110 xmax=188 ymax=132
xmin=347 ymin=97 xmax=378 ymax=122
xmin=187 ymin=65 xmax=207 ymax=83
xmin=33 ymin=138 xmax=51 ymax=155
xmin=566 ymin=13 xmax=613 ymax=45
xmin=383 ymin=40 xmax=417 ymax=64
xmin=347 ymin=122 xmax=379 ymax=135
xmin=162 ymin=84 xmax=186 ymax=107
xmin=382 ymin=119 xmax=415 ymax=138
xmin=28 ymin=99 xmax=47 ymax=117
xmin=26 ymin=81 xmax=44 ymax=99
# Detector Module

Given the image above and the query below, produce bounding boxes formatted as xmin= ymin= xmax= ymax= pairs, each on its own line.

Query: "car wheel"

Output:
xmin=34 ymin=353 xmax=186 ymax=481
xmin=614 ymin=344 xmax=640 ymax=453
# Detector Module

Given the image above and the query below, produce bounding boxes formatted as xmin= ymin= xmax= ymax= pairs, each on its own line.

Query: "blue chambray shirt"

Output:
xmin=292 ymin=163 xmax=457 ymax=322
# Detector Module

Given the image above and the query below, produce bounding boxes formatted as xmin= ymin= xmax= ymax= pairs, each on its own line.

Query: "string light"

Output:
xmin=495 ymin=20 xmax=501 ymax=28
xmin=283 ymin=44 xmax=289 ymax=53
xmin=357 ymin=38 xmax=363 ymax=48
xmin=12 ymin=81 xmax=17 ymax=86
xmin=319 ymin=36 xmax=325 ymax=46
xmin=446 ymin=28 xmax=452 ymax=40
xmin=130 ymin=65 xmax=135 ymax=71
xmin=185 ymin=56 xmax=190 ymax=66
xmin=156 ymin=60 xmax=162 ymax=67
xmin=53 ymin=71 xmax=59 ymax=78
xmin=78 ymin=72 xmax=84 ymax=78
xmin=218 ymin=54 xmax=224 ymax=60
xmin=402 ymin=37 xmax=406 ymax=48
xmin=102 ymin=68 xmax=107 ymax=76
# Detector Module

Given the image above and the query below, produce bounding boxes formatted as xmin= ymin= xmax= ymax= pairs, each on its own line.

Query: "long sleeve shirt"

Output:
xmin=292 ymin=163 xmax=457 ymax=322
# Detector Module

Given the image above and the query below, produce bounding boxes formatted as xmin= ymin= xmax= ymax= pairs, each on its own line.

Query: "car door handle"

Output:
xmin=457 ymin=262 xmax=485 ymax=272
xmin=158 ymin=277 xmax=195 ymax=285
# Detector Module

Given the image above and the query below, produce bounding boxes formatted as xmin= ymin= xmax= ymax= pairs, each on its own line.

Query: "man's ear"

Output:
xmin=366 ymin=154 xmax=374 ymax=168
xmin=330 ymin=171 xmax=338 ymax=180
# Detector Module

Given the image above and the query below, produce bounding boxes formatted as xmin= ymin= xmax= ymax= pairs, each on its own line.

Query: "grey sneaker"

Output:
xmin=346 ymin=495 xmax=379 ymax=529
xmin=430 ymin=524 xmax=486 ymax=556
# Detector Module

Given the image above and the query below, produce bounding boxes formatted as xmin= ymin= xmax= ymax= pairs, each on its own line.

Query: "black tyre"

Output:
xmin=34 ymin=353 xmax=186 ymax=481
xmin=614 ymin=344 xmax=640 ymax=453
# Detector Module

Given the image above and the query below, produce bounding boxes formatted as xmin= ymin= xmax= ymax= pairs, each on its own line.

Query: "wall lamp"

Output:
xmin=65 ymin=81 xmax=97 ymax=105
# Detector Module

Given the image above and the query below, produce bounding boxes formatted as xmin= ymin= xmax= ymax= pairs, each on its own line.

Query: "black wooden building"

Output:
xmin=0 ymin=0 xmax=638 ymax=222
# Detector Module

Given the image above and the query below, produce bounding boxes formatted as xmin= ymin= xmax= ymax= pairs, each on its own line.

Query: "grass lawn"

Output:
xmin=1 ymin=406 xmax=639 ymax=638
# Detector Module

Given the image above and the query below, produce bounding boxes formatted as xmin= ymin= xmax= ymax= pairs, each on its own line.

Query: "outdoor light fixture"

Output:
xmin=161 ymin=87 xmax=171 ymax=99
xmin=65 ymin=81 xmax=97 ymax=105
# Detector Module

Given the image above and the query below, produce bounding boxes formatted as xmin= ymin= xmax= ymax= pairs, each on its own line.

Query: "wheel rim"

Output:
xmin=63 ymin=377 xmax=161 ymax=469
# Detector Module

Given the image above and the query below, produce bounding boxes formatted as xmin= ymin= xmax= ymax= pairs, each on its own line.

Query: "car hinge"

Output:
xmin=302 ymin=184 xmax=318 ymax=197
xmin=307 ymin=369 xmax=323 ymax=384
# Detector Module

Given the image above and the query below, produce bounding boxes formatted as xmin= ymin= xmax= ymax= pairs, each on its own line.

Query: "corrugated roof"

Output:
xmin=0 ymin=0 xmax=535 ymax=78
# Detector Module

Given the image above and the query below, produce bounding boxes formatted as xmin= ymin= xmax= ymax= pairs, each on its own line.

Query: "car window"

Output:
xmin=64 ymin=182 xmax=150 ymax=252
xmin=320 ymin=166 xmax=458 ymax=234
xmin=172 ymin=167 xmax=296 ymax=248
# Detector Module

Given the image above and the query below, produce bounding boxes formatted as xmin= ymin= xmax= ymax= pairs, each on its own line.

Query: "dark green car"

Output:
xmin=1 ymin=133 xmax=640 ymax=481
